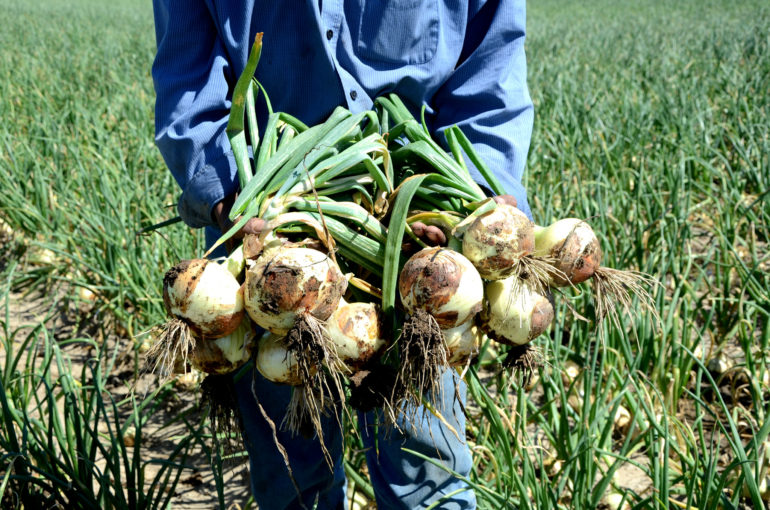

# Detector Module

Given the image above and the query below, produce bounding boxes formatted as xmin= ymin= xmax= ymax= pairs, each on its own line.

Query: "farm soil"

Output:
xmin=4 ymin=286 xmax=252 ymax=509
xmin=4 ymin=279 xmax=755 ymax=509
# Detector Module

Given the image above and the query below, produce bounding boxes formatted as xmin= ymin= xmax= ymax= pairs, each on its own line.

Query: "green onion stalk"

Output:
xmin=208 ymin=35 xmax=405 ymax=447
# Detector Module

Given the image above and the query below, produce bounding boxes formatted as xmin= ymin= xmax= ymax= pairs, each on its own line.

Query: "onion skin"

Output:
xmin=256 ymin=332 xmax=307 ymax=386
xmin=189 ymin=320 xmax=257 ymax=375
xmin=462 ymin=204 xmax=534 ymax=280
xmin=326 ymin=300 xmax=387 ymax=371
xmin=244 ymin=246 xmax=347 ymax=334
xmin=443 ymin=322 xmax=482 ymax=366
xmin=398 ymin=247 xmax=484 ymax=329
xmin=533 ymin=219 xmax=602 ymax=286
xmin=163 ymin=259 xmax=244 ymax=339
xmin=480 ymin=276 xmax=554 ymax=346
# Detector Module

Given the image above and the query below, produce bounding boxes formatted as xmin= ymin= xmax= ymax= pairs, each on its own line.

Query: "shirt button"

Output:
xmin=326 ymin=30 xmax=333 ymax=40
xmin=349 ymin=90 xmax=357 ymax=100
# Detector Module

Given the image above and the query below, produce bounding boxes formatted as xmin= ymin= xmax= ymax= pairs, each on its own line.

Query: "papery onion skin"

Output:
xmin=462 ymin=204 xmax=535 ymax=280
xmin=481 ymin=277 xmax=554 ymax=346
xmin=534 ymin=218 xmax=602 ymax=286
xmin=398 ymin=247 xmax=484 ymax=329
xmin=244 ymin=247 xmax=347 ymax=334
xmin=443 ymin=321 xmax=482 ymax=366
xmin=326 ymin=300 xmax=387 ymax=371
xmin=256 ymin=333 xmax=308 ymax=386
xmin=190 ymin=319 xmax=257 ymax=375
xmin=163 ymin=259 xmax=244 ymax=339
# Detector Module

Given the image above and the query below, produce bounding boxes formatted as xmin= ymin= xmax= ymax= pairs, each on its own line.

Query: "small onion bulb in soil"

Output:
xmin=396 ymin=247 xmax=484 ymax=413
xmin=325 ymin=299 xmax=387 ymax=372
xmin=462 ymin=204 xmax=535 ymax=280
xmin=480 ymin=276 xmax=554 ymax=347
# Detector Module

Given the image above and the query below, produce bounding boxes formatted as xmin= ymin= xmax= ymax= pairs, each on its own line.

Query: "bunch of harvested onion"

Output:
xmin=146 ymin=37 xmax=658 ymax=448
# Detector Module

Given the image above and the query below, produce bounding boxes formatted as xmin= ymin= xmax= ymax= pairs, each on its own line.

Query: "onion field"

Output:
xmin=1 ymin=0 xmax=768 ymax=508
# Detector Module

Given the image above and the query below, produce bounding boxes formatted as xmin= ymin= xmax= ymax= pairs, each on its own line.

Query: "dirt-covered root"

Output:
xmin=283 ymin=381 xmax=345 ymax=469
xmin=143 ymin=318 xmax=195 ymax=379
xmin=281 ymin=312 xmax=346 ymax=466
xmin=514 ymin=255 xmax=565 ymax=297
xmin=348 ymin=364 xmax=401 ymax=425
xmin=503 ymin=343 xmax=545 ymax=387
xmin=592 ymin=267 xmax=659 ymax=333
xmin=391 ymin=310 xmax=449 ymax=426
xmin=200 ymin=373 xmax=243 ymax=454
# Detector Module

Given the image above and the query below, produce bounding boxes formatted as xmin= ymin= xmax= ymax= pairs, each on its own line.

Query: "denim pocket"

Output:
xmin=356 ymin=0 xmax=439 ymax=65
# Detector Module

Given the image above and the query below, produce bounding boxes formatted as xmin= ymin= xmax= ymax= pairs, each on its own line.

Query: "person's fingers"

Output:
xmin=213 ymin=195 xmax=270 ymax=254
xmin=493 ymin=194 xmax=518 ymax=207
xmin=424 ymin=225 xmax=447 ymax=246
xmin=411 ymin=222 xmax=426 ymax=237
xmin=241 ymin=217 xmax=266 ymax=236
xmin=410 ymin=222 xmax=447 ymax=246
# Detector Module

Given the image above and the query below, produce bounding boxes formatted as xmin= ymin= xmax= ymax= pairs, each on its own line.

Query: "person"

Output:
xmin=151 ymin=1 xmax=533 ymax=508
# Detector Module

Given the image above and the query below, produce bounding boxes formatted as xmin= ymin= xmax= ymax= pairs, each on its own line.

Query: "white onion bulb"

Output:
xmin=189 ymin=319 xmax=257 ymax=375
xmin=255 ymin=332 xmax=307 ymax=386
xmin=244 ymin=246 xmax=347 ymax=334
xmin=163 ymin=259 xmax=244 ymax=339
xmin=326 ymin=299 xmax=387 ymax=370
xmin=533 ymin=218 xmax=601 ymax=286
xmin=443 ymin=321 xmax=482 ymax=366
xmin=398 ymin=247 xmax=484 ymax=329
xmin=462 ymin=204 xmax=534 ymax=280
xmin=481 ymin=276 xmax=554 ymax=346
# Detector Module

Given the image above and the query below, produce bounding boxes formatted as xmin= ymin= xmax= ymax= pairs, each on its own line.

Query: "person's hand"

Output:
xmin=492 ymin=194 xmax=518 ymax=208
xmin=410 ymin=222 xmax=447 ymax=247
xmin=212 ymin=193 xmax=266 ymax=254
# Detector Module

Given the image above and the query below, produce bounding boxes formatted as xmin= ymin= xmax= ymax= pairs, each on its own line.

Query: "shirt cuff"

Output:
xmin=177 ymin=150 xmax=239 ymax=228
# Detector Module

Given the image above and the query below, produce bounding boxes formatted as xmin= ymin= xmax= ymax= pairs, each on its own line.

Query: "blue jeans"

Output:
xmin=207 ymin=226 xmax=476 ymax=510
xmin=235 ymin=367 xmax=475 ymax=510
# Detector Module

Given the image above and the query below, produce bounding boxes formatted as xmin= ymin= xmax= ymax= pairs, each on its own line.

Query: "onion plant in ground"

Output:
xmin=1 ymin=0 xmax=769 ymax=508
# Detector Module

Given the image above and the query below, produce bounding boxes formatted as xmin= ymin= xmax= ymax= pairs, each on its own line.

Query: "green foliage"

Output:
xmin=0 ymin=0 xmax=768 ymax=508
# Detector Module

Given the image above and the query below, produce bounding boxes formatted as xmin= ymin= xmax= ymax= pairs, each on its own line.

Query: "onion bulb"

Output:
xmin=189 ymin=319 xmax=257 ymax=375
xmin=244 ymin=246 xmax=347 ymax=334
xmin=394 ymin=247 xmax=483 ymax=413
xmin=255 ymin=332 xmax=307 ymax=386
xmin=326 ymin=299 xmax=387 ymax=371
xmin=462 ymin=204 xmax=535 ymax=280
xmin=398 ymin=247 xmax=484 ymax=329
xmin=533 ymin=218 xmax=601 ymax=286
xmin=481 ymin=276 xmax=554 ymax=346
xmin=163 ymin=259 xmax=244 ymax=338
xmin=245 ymin=245 xmax=348 ymax=446
xmin=533 ymin=218 xmax=658 ymax=328
xmin=443 ymin=321 xmax=482 ymax=366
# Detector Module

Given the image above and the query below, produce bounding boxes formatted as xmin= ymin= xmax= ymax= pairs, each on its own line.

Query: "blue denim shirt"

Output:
xmin=152 ymin=0 xmax=533 ymax=228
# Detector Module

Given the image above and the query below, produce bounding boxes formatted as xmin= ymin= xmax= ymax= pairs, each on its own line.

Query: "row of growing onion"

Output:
xmin=146 ymin=34 xmax=657 ymax=461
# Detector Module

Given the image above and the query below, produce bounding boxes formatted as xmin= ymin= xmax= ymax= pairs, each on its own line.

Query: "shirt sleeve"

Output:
xmin=152 ymin=0 xmax=239 ymax=228
xmin=430 ymin=0 xmax=534 ymax=220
